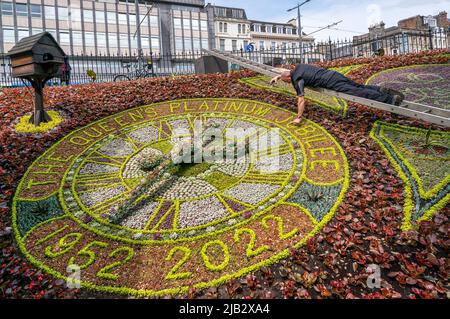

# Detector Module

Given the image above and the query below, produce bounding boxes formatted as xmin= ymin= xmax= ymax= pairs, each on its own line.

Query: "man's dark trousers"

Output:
xmin=324 ymin=72 xmax=395 ymax=104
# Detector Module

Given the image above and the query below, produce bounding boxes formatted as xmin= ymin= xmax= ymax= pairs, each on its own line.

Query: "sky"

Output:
xmin=208 ymin=0 xmax=450 ymax=41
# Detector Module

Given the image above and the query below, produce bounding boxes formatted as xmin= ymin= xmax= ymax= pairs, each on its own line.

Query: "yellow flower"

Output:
xmin=15 ymin=111 xmax=63 ymax=134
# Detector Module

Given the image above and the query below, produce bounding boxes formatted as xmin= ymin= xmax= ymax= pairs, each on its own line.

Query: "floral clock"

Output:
xmin=13 ymin=98 xmax=349 ymax=297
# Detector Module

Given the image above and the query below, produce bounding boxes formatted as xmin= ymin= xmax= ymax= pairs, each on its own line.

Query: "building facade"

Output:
xmin=250 ymin=19 xmax=314 ymax=53
xmin=0 ymin=0 xmax=214 ymax=55
xmin=209 ymin=5 xmax=314 ymax=53
xmin=209 ymin=5 xmax=251 ymax=52
xmin=353 ymin=11 xmax=449 ymax=57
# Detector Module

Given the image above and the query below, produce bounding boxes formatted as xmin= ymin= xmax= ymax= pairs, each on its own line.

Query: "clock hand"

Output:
xmin=109 ymin=124 xmax=236 ymax=225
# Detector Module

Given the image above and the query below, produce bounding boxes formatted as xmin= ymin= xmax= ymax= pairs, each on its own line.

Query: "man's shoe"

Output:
xmin=392 ymin=94 xmax=404 ymax=106
xmin=381 ymin=87 xmax=405 ymax=101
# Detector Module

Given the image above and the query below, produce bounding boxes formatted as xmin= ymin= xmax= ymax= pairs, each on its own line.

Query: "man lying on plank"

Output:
xmin=270 ymin=64 xmax=405 ymax=124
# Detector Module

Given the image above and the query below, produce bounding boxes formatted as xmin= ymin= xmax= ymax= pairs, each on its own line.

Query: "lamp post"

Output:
xmin=287 ymin=0 xmax=311 ymax=63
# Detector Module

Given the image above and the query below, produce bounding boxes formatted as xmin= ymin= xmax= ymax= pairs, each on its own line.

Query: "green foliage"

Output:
xmin=139 ymin=155 xmax=164 ymax=172
xmin=16 ymin=196 xmax=64 ymax=236
xmin=203 ymin=171 xmax=241 ymax=191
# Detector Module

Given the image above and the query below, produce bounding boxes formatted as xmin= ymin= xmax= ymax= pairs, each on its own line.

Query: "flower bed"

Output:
xmin=11 ymin=98 xmax=349 ymax=297
xmin=0 ymin=50 xmax=449 ymax=299
xmin=366 ymin=64 xmax=450 ymax=109
xmin=371 ymin=121 xmax=450 ymax=230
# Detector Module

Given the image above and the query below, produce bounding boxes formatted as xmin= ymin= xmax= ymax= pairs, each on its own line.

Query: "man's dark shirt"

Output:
xmin=290 ymin=64 xmax=339 ymax=97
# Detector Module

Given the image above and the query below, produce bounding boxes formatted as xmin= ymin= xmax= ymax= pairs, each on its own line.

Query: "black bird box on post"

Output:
xmin=7 ymin=32 xmax=65 ymax=126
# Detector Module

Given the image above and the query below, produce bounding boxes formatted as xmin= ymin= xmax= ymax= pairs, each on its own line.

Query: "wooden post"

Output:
xmin=29 ymin=77 xmax=51 ymax=126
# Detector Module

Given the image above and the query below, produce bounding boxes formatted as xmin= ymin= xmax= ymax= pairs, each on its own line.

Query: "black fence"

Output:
xmin=232 ymin=28 xmax=449 ymax=63
xmin=0 ymin=29 xmax=448 ymax=87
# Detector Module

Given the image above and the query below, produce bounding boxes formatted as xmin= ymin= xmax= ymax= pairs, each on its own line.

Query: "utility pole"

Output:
xmin=287 ymin=0 xmax=311 ymax=63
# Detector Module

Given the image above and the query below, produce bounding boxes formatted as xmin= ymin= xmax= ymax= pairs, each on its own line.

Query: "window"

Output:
xmin=1 ymin=2 xmax=13 ymax=16
xmin=193 ymin=38 xmax=201 ymax=51
xmin=424 ymin=16 xmax=437 ymax=28
xmin=3 ymin=28 xmax=15 ymax=43
xmin=271 ymin=41 xmax=276 ymax=50
xmin=16 ymin=3 xmax=27 ymax=16
xmin=291 ymin=42 xmax=297 ymax=53
xmin=18 ymin=29 xmax=29 ymax=41
xmin=44 ymin=6 xmax=56 ymax=20
xmin=232 ymin=40 xmax=237 ymax=51
xmin=183 ymin=18 xmax=191 ymax=30
xmin=200 ymin=20 xmax=208 ymax=31
xmin=151 ymin=36 xmax=160 ymax=51
xmin=219 ymin=22 xmax=223 ymax=33
xmin=32 ymin=28 xmax=43 ymax=35
xmin=131 ymin=37 xmax=138 ymax=49
xmin=238 ymin=24 xmax=242 ymax=34
xmin=85 ymin=32 xmax=95 ymax=46
xmin=175 ymin=37 xmax=183 ymax=51
xmin=266 ymin=25 xmax=272 ymax=34
xmin=96 ymin=11 xmax=105 ymax=24
xmin=59 ymin=32 xmax=70 ymax=45
xmin=84 ymin=10 xmax=94 ymax=23
xmin=174 ymin=18 xmax=182 ymax=29
xmin=223 ymin=23 xmax=228 ymax=33
xmin=243 ymin=40 xmax=249 ymax=48
xmin=118 ymin=13 xmax=128 ymax=25
xmin=277 ymin=26 xmax=283 ymax=34
xmin=259 ymin=41 xmax=265 ymax=50
xmin=184 ymin=37 xmax=192 ymax=51
xmin=140 ymin=15 xmax=149 ymax=27
xmin=129 ymin=14 xmax=136 ymax=26
xmin=219 ymin=38 xmax=225 ymax=51
xmin=150 ymin=15 xmax=158 ymax=28
xmin=70 ymin=8 xmax=81 ymax=22
xmin=286 ymin=28 xmax=292 ymax=35
xmin=30 ymin=4 xmax=42 ymax=18
xmin=46 ymin=29 xmax=57 ymax=39
xmin=107 ymin=12 xmax=116 ymax=24
xmin=254 ymin=25 xmax=261 ymax=32
xmin=141 ymin=37 xmax=150 ymax=50
xmin=119 ymin=34 xmax=128 ymax=48
xmin=108 ymin=33 xmax=118 ymax=48
xmin=97 ymin=33 xmax=106 ymax=47
xmin=58 ymin=7 xmax=69 ymax=21
xmin=282 ymin=42 xmax=287 ymax=52
xmin=72 ymin=31 xmax=82 ymax=46
xmin=192 ymin=19 xmax=199 ymax=31
xmin=261 ymin=25 xmax=266 ymax=33
xmin=201 ymin=38 xmax=209 ymax=50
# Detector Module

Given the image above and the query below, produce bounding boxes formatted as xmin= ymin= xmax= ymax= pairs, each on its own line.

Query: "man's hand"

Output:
xmin=270 ymin=75 xmax=281 ymax=85
xmin=293 ymin=96 xmax=306 ymax=125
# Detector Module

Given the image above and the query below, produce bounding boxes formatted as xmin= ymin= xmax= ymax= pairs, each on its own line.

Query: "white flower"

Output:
xmin=188 ymin=230 xmax=196 ymax=236
xmin=133 ymin=232 xmax=143 ymax=239
xmin=169 ymin=233 xmax=178 ymax=240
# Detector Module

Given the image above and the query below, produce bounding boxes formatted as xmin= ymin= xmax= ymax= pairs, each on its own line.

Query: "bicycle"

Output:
xmin=113 ymin=56 xmax=156 ymax=82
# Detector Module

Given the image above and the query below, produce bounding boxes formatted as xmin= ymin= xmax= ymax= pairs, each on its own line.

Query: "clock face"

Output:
xmin=13 ymin=99 xmax=349 ymax=297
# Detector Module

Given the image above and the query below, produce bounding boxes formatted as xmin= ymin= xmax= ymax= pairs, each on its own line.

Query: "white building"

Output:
xmin=209 ymin=6 xmax=251 ymax=52
xmin=208 ymin=5 xmax=314 ymax=53
xmin=250 ymin=19 xmax=314 ymax=52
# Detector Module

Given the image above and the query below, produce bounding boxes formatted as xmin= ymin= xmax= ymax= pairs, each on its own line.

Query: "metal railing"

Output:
xmin=0 ymin=29 xmax=448 ymax=87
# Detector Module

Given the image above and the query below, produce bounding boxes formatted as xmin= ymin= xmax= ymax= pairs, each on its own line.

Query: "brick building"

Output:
xmin=353 ymin=11 xmax=449 ymax=57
